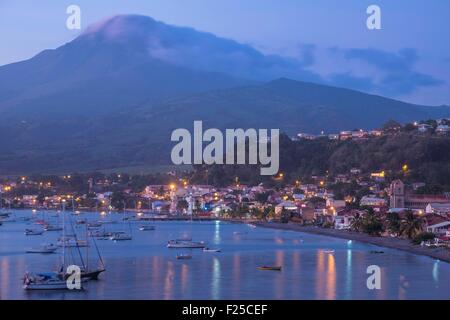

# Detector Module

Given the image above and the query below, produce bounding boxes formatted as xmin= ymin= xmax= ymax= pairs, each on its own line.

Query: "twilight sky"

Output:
xmin=0 ymin=0 xmax=449 ymax=105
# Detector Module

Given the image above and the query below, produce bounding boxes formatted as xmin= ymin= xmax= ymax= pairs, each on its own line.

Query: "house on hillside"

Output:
xmin=360 ymin=195 xmax=386 ymax=208
xmin=426 ymin=203 xmax=450 ymax=216
xmin=425 ymin=214 xmax=450 ymax=236
xmin=436 ymin=125 xmax=450 ymax=135
xmin=417 ymin=123 xmax=433 ymax=133
xmin=334 ymin=209 xmax=364 ymax=230
xmin=275 ymin=201 xmax=298 ymax=216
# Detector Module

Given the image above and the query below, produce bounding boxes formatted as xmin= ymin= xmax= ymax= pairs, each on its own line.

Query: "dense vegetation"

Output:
xmin=192 ymin=133 xmax=450 ymax=192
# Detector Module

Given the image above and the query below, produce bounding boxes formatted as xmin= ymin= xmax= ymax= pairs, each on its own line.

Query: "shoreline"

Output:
xmin=254 ymin=222 xmax=450 ymax=264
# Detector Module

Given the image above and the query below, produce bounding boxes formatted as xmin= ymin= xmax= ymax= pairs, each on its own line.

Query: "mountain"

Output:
xmin=134 ymin=78 xmax=450 ymax=134
xmin=0 ymin=15 xmax=449 ymax=174
xmin=0 ymin=15 xmax=254 ymax=120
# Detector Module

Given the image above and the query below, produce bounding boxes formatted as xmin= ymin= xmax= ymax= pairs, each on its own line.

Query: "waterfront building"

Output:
xmin=426 ymin=203 xmax=450 ymax=216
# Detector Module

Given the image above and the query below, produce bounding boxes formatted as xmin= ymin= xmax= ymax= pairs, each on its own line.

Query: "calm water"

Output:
xmin=0 ymin=210 xmax=449 ymax=300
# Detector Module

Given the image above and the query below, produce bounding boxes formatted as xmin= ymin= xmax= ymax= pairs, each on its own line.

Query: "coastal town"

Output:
xmin=1 ymin=119 xmax=450 ymax=261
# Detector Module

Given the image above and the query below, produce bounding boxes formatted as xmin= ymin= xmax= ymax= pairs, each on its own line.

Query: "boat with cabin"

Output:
xmin=26 ymin=243 xmax=57 ymax=254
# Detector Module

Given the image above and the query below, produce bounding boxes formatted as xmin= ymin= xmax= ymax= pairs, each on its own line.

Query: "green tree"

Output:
xmin=176 ymin=199 xmax=189 ymax=211
xmin=361 ymin=210 xmax=384 ymax=236
xmin=386 ymin=212 xmax=401 ymax=236
xmin=350 ymin=212 xmax=364 ymax=232
xmin=111 ymin=191 xmax=126 ymax=210
xmin=400 ymin=210 xmax=424 ymax=239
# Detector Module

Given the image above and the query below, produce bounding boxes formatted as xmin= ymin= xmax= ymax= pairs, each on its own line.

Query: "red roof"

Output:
xmin=425 ymin=214 xmax=449 ymax=226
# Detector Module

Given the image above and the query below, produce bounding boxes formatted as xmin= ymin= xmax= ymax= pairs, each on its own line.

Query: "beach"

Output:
xmin=254 ymin=222 xmax=450 ymax=263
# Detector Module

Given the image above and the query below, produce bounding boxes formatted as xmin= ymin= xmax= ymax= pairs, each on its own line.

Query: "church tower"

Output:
xmin=390 ymin=179 xmax=405 ymax=208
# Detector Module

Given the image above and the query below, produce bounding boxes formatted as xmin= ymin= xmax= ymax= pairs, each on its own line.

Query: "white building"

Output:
xmin=360 ymin=196 xmax=386 ymax=207
xmin=426 ymin=221 xmax=450 ymax=236
xmin=426 ymin=203 xmax=450 ymax=215
xmin=436 ymin=125 xmax=450 ymax=134
xmin=326 ymin=198 xmax=346 ymax=209
xmin=275 ymin=201 xmax=298 ymax=215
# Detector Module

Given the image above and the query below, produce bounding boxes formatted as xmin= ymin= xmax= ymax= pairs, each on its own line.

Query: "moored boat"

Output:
xmin=257 ymin=266 xmax=282 ymax=271
xmin=23 ymin=272 xmax=70 ymax=290
xmin=44 ymin=224 xmax=62 ymax=231
xmin=167 ymin=239 xmax=206 ymax=248
xmin=26 ymin=243 xmax=57 ymax=254
xmin=57 ymin=237 xmax=88 ymax=247
xmin=139 ymin=225 xmax=155 ymax=231
xmin=109 ymin=233 xmax=132 ymax=241
xmin=23 ymin=272 xmax=84 ymax=290
xmin=202 ymin=247 xmax=221 ymax=253
xmin=25 ymin=228 xmax=44 ymax=236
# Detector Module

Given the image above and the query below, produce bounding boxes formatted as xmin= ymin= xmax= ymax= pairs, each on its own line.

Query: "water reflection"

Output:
xmin=211 ymin=257 xmax=221 ymax=299
xmin=316 ymin=251 xmax=325 ymax=299
xmin=163 ymin=261 xmax=174 ymax=300
xmin=346 ymin=249 xmax=352 ymax=300
xmin=213 ymin=221 xmax=221 ymax=245
xmin=1 ymin=211 xmax=450 ymax=300
xmin=326 ymin=253 xmax=336 ymax=300
xmin=433 ymin=260 xmax=440 ymax=287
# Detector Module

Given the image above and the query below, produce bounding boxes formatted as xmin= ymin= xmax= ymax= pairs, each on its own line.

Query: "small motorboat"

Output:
xmin=139 ymin=225 xmax=156 ymax=231
xmin=167 ymin=239 xmax=206 ymax=248
xmin=76 ymin=219 xmax=87 ymax=225
xmin=257 ymin=266 xmax=282 ymax=271
xmin=369 ymin=250 xmax=384 ymax=254
xmin=233 ymin=231 xmax=248 ymax=235
xmin=44 ymin=224 xmax=62 ymax=232
xmin=87 ymin=222 xmax=102 ymax=229
xmin=176 ymin=253 xmax=192 ymax=260
xmin=323 ymin=249 xmax=335 ymax=254
xmin=25 ymin=228 xmax=44 ymax=236
xmin=202 ymin=248 xmax=221 ymax=253
xmin=109 ymin=233 xmax=132 ymax=241
xmin=57 ymin=237 xmax=88 ymax=247
xmin=26 ymin=244 xmax=57 ymax=254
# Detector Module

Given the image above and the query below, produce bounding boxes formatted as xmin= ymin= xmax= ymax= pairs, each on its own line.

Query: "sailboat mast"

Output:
xmin=62 ymin=200 xmax=66 ymax=270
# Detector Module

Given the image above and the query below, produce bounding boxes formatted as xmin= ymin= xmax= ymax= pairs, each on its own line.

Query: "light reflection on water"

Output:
xmin=0 ymin=210 xmax=449 ymax=300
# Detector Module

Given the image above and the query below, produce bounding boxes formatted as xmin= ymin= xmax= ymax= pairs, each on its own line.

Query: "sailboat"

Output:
xmin=109 ymin=219 xmax=132 ymax=241
xmin=23 ymin=201 xmax=84 ymax=290
xmin=62 ymin=198 xmax=105 ymax=280
xmin=23 ymin=272 xmax=73 ymax=290
xmin=167 ymin=193 xmax=206 ymax=249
